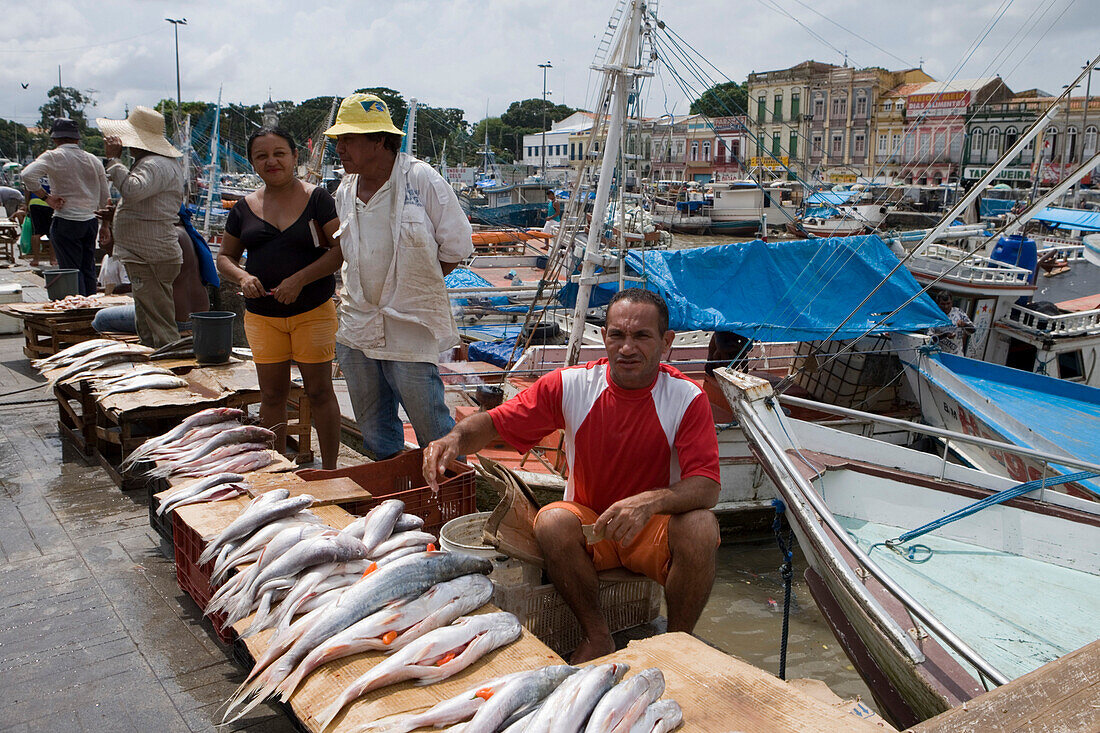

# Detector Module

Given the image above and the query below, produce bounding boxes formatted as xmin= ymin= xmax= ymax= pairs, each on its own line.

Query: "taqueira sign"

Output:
xmin=907 ymin=90 xmax=971 ymax=117
xmin=750 ymin=156 xmax=789 ymax=170
xmin=964 ymin=166 xmax=1030 ymax=181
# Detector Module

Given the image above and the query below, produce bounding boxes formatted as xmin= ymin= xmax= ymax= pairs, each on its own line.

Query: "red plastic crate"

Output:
xmin=296 ymin=448 xmax=476 ymax=536
xmin=172 ymin=512 xmax=236 ymax=644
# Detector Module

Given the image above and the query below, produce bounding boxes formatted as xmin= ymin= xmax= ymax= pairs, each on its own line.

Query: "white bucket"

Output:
xmin=439 ymin=512 xmax=498 ymax=559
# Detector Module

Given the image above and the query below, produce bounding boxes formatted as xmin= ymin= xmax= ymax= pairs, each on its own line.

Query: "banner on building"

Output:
xmin=907 ymin=91 xmax=971 ymax=117
xmin=749 ymin=156 xmax=789 ymax=170
xmin=963 ymin=166 xmax=1030 ymax=181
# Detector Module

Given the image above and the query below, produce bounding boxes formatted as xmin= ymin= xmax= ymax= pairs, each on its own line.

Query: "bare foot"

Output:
xmin=570 ymin=634 xmax=615 ymax=663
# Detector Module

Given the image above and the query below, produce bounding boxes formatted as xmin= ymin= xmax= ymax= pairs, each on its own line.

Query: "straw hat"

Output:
xmin=96 ymin=106 xmax=182 ymax=158
xmin=323 ymin=93 xmax=405 ymax=138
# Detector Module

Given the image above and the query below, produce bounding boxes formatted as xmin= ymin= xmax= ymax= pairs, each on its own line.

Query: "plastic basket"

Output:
xmin=492 ymin=567 xmax=661 ymax=656
xmin=172 ymin=512 xmax=235 ymax=644
xmin=296 ymin=448 xmax=476 ymax=536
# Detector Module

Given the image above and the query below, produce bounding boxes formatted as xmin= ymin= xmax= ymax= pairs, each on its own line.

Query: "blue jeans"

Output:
xmin=92 ymin=304 xmax=190 ymax=335
xmin=335 ymin=342 xmax=454 ymax=459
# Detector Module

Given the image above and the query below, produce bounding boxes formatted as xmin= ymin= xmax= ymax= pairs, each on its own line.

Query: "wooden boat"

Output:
xmin=717 ymin=368 xmax=1100 ymax=728
xmin=898 ymin=349 xmax=1100 ymax=499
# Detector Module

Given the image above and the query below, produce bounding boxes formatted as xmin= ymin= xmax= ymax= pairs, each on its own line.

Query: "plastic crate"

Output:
xmin=172 ymin=511 xmax=235 ymax=644
xmin=492 ymin=567 xmax=662 ymax=656
xmin=296 ymin=448 xmax=476 ymax=536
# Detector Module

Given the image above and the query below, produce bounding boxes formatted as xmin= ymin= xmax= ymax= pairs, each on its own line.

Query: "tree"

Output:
xmin=500 ymin=98 xmax=576 ymax=131
xmin=409 ymin=104 xmax=469 ymax=163
xmin=0 ymin=118 xmax=39 ymax=162
xmin=690 ymin=81 xmax=748 ymax=118
xmin=469 ymin=117 xmax=515 ymax=163
xmin=38 ymin=86 xmax=97 ymax=133
xmin=277 ymin=96 xmax=339 ymax=149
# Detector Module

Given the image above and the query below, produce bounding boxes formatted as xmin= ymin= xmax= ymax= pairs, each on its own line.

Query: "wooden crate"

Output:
xmin=54 ymin=379 xmax=98 ymax=455
xmin=21 ymin=312 xmax=100 ymax=359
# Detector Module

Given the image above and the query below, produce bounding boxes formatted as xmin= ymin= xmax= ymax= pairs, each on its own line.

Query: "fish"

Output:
xmin=143 ymin=420 xmax=243 ymax=461
xmin=500 ymin=705 xmax=541 ymax=733
xmin=121 ymin=408 xmax=244 ymax=468
xmin=369 ymin=531 xmax=437 ymax=560
xmin=257 ymin=562 xmax=374 ymax=637
xmin=207 ymin=523 xmax=332 ymax=612
xmin=461 ymin=665 xmax=578 ymax=733
xmin=160 ymin=442 xmax=270 ymax=477
xmin=350 ymin=671 xmax=536 ymax=733
xmin=33 ymin=338 xmax=118 ymax=369
xmin=356 ymin=500 xmax=406 ymax=554
xmin=96 ymin=365 xmax=175 ymax=384
xmin=99 ymin=374 xmax=187 ymax=397
xmin=628 ymin=700 xmax=683 ymax=733
xmin=211 ymin=515 xmax=324 ymax=585
xmin=146 ymin=425 xmax=276 ymax=476
xmin=223 ymin=551 xmax=494 ymax=724
xmin=175 ymin=449 xmax=275 ymax=477
xmin=394 ymin=514 xmax=424 ymax=532
xmin=197 ymin=490 xmax=308 ymax=565
xmin=47 ymin=343 xmax=152 ymax=385
xmin=525 ymin=662 xmax=630 ymax=733
xmin=374 ymin=545 xmax=430 ymax=568
xmin=160 ymin=483 xmax=245 ymax=514
xmin=149 ymin=335 xmax=193 ymax=359
xmin=316 ymin=612 xmax=523 ymax=731
xmin=157 ymin=473 xmax=246 ymax=516
xmin=584 ymin=668 xmax=665 ymax=733
xmin=224 ymin=533 xmax=372 ymax=624
xmin=277 ymin=574 xmax=495 ymax=701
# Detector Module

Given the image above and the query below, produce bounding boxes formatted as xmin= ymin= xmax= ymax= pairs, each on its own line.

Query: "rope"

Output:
xmin=771 ymin=499 xmax=795 ymax=680
xmin=891 ymin=470 xmax=1099 ymax=547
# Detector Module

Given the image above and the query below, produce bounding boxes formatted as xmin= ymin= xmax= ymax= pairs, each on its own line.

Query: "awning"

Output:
xmin=1031 ymin=206 xmax=1100 ymax=233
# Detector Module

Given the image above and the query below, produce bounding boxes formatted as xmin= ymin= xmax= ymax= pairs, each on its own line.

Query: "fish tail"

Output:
xmin=221 ymin=674 xmax=274 ymax=724
xmin=277 ymin=641 xmax=348 ymax=701
xmin=197 ymin=539 xmax=224 ymax=567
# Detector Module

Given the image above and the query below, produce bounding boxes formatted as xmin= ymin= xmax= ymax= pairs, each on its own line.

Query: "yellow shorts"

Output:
xmin=536 ymin=501 xmax=673 ymax=585
xmin=243 ymin=299 xmax=337 ymax=364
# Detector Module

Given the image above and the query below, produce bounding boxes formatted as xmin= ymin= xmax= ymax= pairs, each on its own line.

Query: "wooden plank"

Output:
xmin=247 ymin=474 xmax=371 ymax=506
xmin=233 ymin=605 xmax=561 ymax=733
xmin=911 ymin=638 xmax=1100 ymax=733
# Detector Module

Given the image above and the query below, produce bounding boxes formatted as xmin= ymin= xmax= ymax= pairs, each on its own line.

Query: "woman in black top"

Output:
xmin=217 ymin=127 xmax=343 ymax=469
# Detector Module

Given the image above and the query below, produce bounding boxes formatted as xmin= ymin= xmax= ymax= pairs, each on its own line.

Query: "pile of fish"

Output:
xmin=353 ymin=663 xmax=682 ymax=733
xmin=197 ymin=493 xmax=521 ymax=729
xmin=33 ymin=339 xmax=154 ymax=386
xmin=156 ymin=472 xmax=249 ymax=517
xmin=121 ymin=406 xmax=278 ymax=478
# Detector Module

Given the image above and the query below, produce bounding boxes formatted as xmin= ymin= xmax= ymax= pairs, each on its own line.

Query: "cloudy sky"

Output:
xmin=0 ymin=0 xmax=1095 ymax=130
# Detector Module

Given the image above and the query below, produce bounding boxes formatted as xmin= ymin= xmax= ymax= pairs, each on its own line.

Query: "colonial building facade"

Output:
xmin=746 ymin=60 xmax=838 ymax=180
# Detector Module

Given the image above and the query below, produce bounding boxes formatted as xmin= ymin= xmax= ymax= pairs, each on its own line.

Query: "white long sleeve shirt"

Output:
xmin=20 ymin=144 xmax=110 ymax=221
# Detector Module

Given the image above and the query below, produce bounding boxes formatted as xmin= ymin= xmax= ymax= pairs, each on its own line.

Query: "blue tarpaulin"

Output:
xmin=979 ymin=198 xmax=1017 ymax=218
xmin=805 ymin=190 xmax=860 ymax=206
xmin=618 ymin=235 xmax=950 ymax=341
xmin=1031 ymin=206 xmax=1100 ymax=233
xmin=468 ymin=337 xmax=522 ymax=367
xmin=446 ymin=269 xmax=511 ymax=307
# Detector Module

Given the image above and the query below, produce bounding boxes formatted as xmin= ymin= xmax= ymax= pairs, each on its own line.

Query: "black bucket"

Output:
xmin=191 ymin=311 xmax=236 ymax=364
xmin=43 ymin=269 xmax=80 ymax=300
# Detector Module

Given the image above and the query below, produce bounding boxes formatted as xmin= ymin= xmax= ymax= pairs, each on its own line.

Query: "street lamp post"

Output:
xmin=165 ymin=18 xmax=187 ymax=118
xmin=539 ymin=61 xmax=552 ymax=180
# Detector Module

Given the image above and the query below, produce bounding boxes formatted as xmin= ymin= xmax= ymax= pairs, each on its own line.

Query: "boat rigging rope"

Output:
xmin=771 ymin=499 xmax=796 ymax=680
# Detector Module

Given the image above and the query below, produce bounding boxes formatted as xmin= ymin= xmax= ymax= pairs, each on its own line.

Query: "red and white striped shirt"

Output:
xmin=489 ymin=358 xmax=720 ymax=515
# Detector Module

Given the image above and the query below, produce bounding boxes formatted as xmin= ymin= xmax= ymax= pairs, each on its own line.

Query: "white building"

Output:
xmin=522 ymin=111 xmax=595 ymax=175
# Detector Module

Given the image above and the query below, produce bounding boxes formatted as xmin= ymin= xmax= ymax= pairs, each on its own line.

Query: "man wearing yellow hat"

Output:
xmin=97 ymin=106 xmax=187 ymax=347
xmin=325 ymin=92 xmax=473 ymax=459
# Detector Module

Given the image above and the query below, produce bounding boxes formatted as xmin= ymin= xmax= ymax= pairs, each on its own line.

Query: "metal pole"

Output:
xmin=57 ymin=66 xmax=64 ymax=118
xmin=165 ymin=19 xmax=187 ymax=126
xmin=539 ymin=62 xmax=552 ymax=180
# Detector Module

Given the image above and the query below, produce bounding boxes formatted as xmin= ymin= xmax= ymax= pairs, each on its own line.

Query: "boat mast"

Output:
xmin=203 ymin=87 xmax=222 ymax=238
xmin=565 ymin=0 xmax=651 ymax=364
xmin=401 ymin=97 xmax=417 ymax=157
xmin=304 ymin=97 xmax=338 ymax=185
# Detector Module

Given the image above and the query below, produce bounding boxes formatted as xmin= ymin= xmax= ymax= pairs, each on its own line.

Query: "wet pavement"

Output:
xmin=0 ymin=315 xmax=296 ymax=731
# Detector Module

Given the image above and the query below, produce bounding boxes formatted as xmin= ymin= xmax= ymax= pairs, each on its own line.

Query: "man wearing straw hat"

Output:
xmin=325 ymin=92 xmax=474 ymax=459
xmin=97 ymin=106 xmax=187 ymax=347
xmin=20 ymin=118 xmax=111 ymax=294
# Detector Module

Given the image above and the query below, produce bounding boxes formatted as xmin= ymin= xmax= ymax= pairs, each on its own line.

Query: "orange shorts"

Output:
xmin=243 ymin=299 xmax=337 ymax=364
xmin=536 ymin=501 xmax=673 ymax=585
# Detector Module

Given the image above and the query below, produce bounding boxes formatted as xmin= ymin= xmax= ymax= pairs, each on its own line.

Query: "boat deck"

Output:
xmin=839 ymin=515 xmax=1100 ymax=682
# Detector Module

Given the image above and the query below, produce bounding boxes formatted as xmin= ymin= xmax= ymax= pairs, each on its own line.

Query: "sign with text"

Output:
xmin=907 ymin=90 xmax=971 ymax=117
xmin=963 ymin=166 xmax=1030 ymax=181
xmin=749 ymin=156 xmax=789 ymax=170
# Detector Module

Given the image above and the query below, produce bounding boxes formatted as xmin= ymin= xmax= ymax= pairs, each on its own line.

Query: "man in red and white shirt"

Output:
xmin=424 ymin=289 xmax=720 ymax=662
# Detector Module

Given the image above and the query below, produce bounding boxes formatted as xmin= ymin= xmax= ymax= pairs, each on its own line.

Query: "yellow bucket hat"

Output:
xmin=323 ymin=93 xmax=405 ymax=138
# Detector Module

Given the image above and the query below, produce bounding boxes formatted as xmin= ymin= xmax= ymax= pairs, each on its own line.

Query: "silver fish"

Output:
xmin=584 ymin=668 xmax=665 ymax=733
xmin=131 ymin=417 xmax=243 ymax=466
xmin=500 ymin=705 xmax=540 ymax=733
xmin=526 ymin=662 xmax=630 ymax=733
xmin=462 ymin=666 xmax=578 ymax=733
xmin=207 ymin=523 xmax=331 ymax=612
xmin=351 ymin=671 xmax=535 ymax=733
xmin=163 ymin=442 xmax=270 ymax=477
xmin=374 ymin=545 xmax=429 ymax=567
xmin=369 ymin=531 xmax=437 ymax=560
xmin=224 ymin=551 xmax=494 ymax=724
xmin=161 ymin=483 xmax=245 ymax=514
xmin=179 ymin=449 xmax=274 ymax=477
xmin=357 ymin=500 xmax=406 ymax=555
xmin=97 ymin=365 xmax=175 ymax=384
xmin=393 ymin=514 xmax=424 ymax=532
xmin=157 ymin=473 xmax=246 ymax=516
xmin=99 ymin=374 xmax=187 ymax=397
xmin=277 ymin=573 xmax=495 ymax=701
xmin=48 ymin=343 xmax=151 ymax=385
xmin=33 ymin=338 xmax=118 ymax=369
xmin=628 ymin=699 xmax=683 ymax=733
xmin=257 ymin=562 xmax=373 ymax=637
xmin=211 ymin=515 xmax=324 ymax=585
xmin=316 ymin=612 xmax=523 ymax=731
xmin=197 ymin=490 xmax=307 ymax=565
xmin=149 ymin=425 xmax=276 ymax=475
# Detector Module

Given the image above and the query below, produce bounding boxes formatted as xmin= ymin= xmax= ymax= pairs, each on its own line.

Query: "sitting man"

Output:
xmin=423 ymin=289 xmax=720 ymax=662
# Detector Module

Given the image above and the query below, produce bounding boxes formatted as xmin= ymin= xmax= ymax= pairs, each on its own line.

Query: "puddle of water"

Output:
xmin=694 ymin=541 xmax=877 ymax=708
